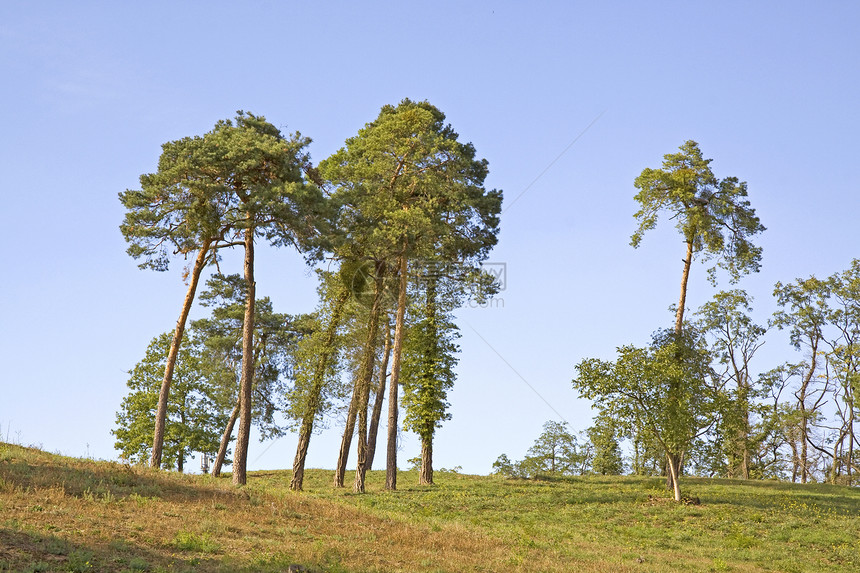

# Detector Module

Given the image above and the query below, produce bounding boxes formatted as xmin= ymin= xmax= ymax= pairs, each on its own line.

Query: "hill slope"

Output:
xmin=1 ymin=443 xmax=858 ymax=572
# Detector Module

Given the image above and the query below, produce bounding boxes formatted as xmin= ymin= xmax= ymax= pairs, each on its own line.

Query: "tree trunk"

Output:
xmin=366 ymin=317 xmax=392 ymax=471
xmin=419 ymin=437 xmax=433 ymax=485
xmin=353 ymin=264 xmax=385 ymax=493
xmin=334 ymin=387 xmax=359 ymax=487
xmin=290 ymin=289 xmax=350 ymax=491
xmin=150 ymin=238 xmax=213 ymax=469
xmin=666 ymin=452 xmax=682 ymax=502
xmin=848 ymin=408 xmax=855 ymax=487
xmin=233 ymin=226 xmax=256 ymax=486
xmin=674 ymin=240 xmax=694 ymax=334
xmin=386 ymin=252 xmax=409 ymax=491
xmin=212 ymin=399 xmax=240 ymax=477
xmin=741 ymin=402 xmax=751 ymax=479
xmin=663 ymin=240 xmax=694 ymax=493
xmin=798 ymin=345 xmax=817 ymax=485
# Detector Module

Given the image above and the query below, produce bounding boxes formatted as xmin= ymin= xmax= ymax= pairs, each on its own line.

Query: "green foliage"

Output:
xmin=401 ymin=279 xmax=460 ymax=443
xmin=193 ymin=274 xmax=309 ymax=439
xmin=585 ymin=413 xmax=624 ymax=475
xmin=573 ymin=327 xmax=718 ymax=476
xmin=119 ymin=111 xmax=326 ymax=269
xmin=694 ymin=290 xmax=767 ymax=478
xmin=320 ymin=99 xmax=502 ymax=265
xmin=631 ymin=140 xmax=765 ymax=284
xmin=494 ymin=421 xmax=586 ymax=478
xmin=491 ymin=454 xmax=515 ymax=476
xmin=172 ymin=530 xmax=221 ymax=553
xmin=772 ymin=276 xmax=831 ymax=351
xmin=286 ymin=269 xmax=352 ymax=428
xmin=113 ymin=333 xmax=227 ymax=471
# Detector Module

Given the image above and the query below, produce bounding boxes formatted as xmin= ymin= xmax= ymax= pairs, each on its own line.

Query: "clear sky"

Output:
xmin=1 ymin=1 xmax=858 ymax=475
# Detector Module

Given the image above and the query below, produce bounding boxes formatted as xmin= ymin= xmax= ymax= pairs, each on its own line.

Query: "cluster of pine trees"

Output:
xmin=114 ymin=101 xmax=502 ymax=491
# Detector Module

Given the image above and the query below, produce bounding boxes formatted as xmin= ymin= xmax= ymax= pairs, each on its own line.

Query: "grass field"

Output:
xmin=1 ymin=442 xmax=859 ymax=572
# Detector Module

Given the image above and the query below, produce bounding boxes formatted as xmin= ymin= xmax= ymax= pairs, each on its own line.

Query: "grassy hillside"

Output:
xmin=1 ymin=443 xmax=859 ymax=572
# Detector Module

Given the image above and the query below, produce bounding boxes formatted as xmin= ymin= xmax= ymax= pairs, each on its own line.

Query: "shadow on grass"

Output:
xmin=0 ymin=526 xmax=218 ymax=573
xmin=0 ymin=443 xmax=237 ymax=503
xmin=682 ymin=476 xmax=860 ymax=514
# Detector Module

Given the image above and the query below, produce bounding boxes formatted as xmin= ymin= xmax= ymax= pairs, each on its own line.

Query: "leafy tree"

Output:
xmin=823 ymin=260 xmax=860 ymax=484
xmin=694 ymin=290 xmax=766 ymax=478
xmin=523 ymin=421 xmax=583 ymax=476
xmin=120 ymin=127 xmax=235 ymax=470
xmin=320 ymin=99 xmax=501 ymax=492
xmin=180 ymin=113 xmax=324 ymax=485
xmin=401 ymin=274 xmax=460 ymax=485
xmin=574 ymin=328 xmax=717 ymax=501
xmin=631 ymin=140 xmax=765 ymax=333
xmin=113 ymin=333 xmax=227 ymax=471
xmin=120 ymin=112 xmax=326 ymax=483
xmin=491 ymin=454 xmax=516 ymax=477
xmin=585 ymin=413 xmax=624 ymax=475
xmin=772 ymin=276 xmax=831 ymax=483
xmin=493 ymin=421 xmax=584 ymax=478
xmin=629 ymin=423 xmax=665 ymax=476
xmin=630 ymin=141 xmax=763 ymax=492
xmin=192 ymin=274 xmax=308 ymax=477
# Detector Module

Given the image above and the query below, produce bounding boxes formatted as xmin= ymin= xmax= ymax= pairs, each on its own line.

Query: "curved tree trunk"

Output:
xmin=150 ymin=237 xmax=213 ymax=469
xmin=233 ymin=226 xmax=256 ymax=486
xmin=666 ymin=239 xmax=693 ymax=494
xmin=290 ymin=288 xmax=350 ymax=491
xmin=353 ymin=264 xmax=385 ymax=493
xmin=386 ymin=252 xmax=409 ymax=491
xmin=212 ymin=399 xmax=240 ymax=477
xmin=334 ymin=389 xmax=359 ymax=487
xmin=366 ymin=317 xmax=392 ymax=471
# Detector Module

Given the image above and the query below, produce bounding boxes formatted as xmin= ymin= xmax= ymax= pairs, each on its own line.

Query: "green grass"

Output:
xmin=1 ymin=442 xmax=859 ymax=572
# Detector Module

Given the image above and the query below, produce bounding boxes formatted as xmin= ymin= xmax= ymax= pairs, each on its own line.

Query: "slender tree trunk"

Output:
xmin=665 ymin=240 xmax=693 ymax=494
xmin=798 ymin=345 xmax=817 ymax=484
xmin=150 ymin=238 xmax=213 ymax=469
xmin=674 ymin=240 xmax=694 ymax=335
xmin=353 ymin=265 xmax=385 ymax=493
xmin=791 ymin=439 xmax=800 ymax=483
xmin=848 ymin=408 xmax=855 ymax=487
xmin=290 ymin=288 xmax=350 ymax=491
xmin=334 ymin=389 xmax=359 ymax=487
xmin=366 ymin=317 xmax=392 ymax=471
xmin=212 ymin=399 xmax=240 ymax=477
xmin=419 ymin=437 xmax=433 ymax=485
xmin=386 ymin=252 xmax=409 ymax=490
xmin=831 ymin=436 xmax=843 ymax=484
xmin=233 ymin=226 xmax=256 ymax=486
xmin=666 ymin=452 xmax=682 ymax=502
xmin=740 ymin=376 xmax=751 ymax=479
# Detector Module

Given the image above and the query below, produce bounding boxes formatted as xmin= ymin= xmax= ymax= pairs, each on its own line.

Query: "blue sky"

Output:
xmin=1 ymin=1 xmax=858 ymax=474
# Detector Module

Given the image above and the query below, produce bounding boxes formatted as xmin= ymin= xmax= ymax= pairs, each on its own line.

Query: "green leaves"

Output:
xmin=320 ymin=99 xmax=501 ymax=265
xmin=119 ymin=111 xmax=326 ymax=271
xmin=631 ymin=140 xmax=765 ymax=284
xmin=112 ymin=333 xmax=228 ymax=470
xmin=573 ymin=327 xmax=718 ymax=460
